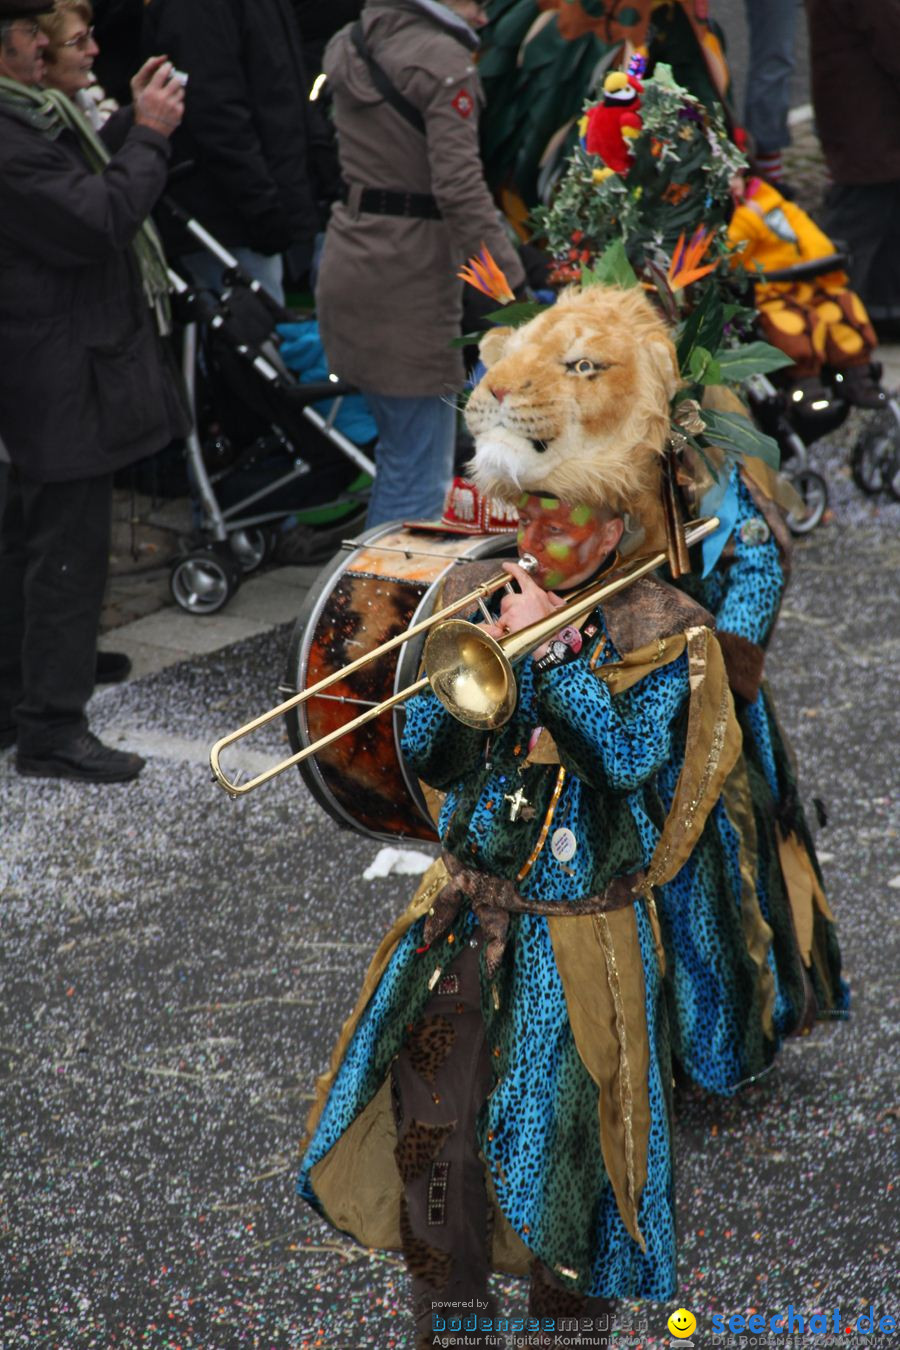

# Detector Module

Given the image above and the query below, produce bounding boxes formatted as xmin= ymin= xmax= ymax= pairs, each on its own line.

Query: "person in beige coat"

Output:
xmin=318 ymin=0 xmax=525 ymax=527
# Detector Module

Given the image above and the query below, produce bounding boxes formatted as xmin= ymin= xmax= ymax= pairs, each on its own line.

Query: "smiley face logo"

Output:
xmin=668 ymin=1308 xmax=697 ymax=1339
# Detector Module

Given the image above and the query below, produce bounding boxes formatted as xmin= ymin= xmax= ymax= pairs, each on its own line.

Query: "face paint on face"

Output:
xmin=516 ymin=494 xmax=620 ymax=590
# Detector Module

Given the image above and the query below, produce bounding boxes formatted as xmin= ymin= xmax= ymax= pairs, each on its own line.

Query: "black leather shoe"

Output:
xmin=17 ymin=731 xmax=145 ymax=783
xmin=96 ymin=650 xmax=132 ymax=683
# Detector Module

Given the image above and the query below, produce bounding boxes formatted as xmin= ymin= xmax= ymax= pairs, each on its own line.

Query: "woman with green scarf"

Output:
xmin=0 ymin=0 xmax=187 ymax=782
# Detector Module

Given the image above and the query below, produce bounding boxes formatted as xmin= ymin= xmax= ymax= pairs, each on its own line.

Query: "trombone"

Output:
xmin=209 ymin=516 xmax=719 ymax=798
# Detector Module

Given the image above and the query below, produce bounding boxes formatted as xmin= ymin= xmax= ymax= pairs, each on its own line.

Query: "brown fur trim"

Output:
xmin=406 ymin=1015 xmax=457 ymax=1086
xmin=717 ymin=629 xmax=766 ymax=702
xmin=394 ymin=1120 xmax=457 ymax=1183
xmin=601 ymin=576 xmax=713 ymax=655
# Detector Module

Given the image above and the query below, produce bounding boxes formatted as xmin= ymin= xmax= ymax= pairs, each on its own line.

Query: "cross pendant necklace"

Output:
xmin=504 ymin=785 xmax=530 ymax=822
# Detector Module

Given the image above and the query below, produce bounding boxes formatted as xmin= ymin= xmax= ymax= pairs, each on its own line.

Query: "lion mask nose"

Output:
xmin=491 ymin=385 xmax=510 ymax=404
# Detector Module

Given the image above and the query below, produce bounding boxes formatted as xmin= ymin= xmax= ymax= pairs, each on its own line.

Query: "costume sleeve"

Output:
xmin=533 ymin=651 xmax=690 ymax=793
xmin=406 ymin=54 xmax=525 ymax=287
xmin=708 ymin=469 xmax=787 ymax=701
xmin=149 ymin=0 xmax=295 ymax=253
xmin=0 ymin=124 xmax=169 ymax=266
xmin=715 ymin=471 xmax=786 ymax=645
xmin=401 ymin=689 xmax=486 ymax=789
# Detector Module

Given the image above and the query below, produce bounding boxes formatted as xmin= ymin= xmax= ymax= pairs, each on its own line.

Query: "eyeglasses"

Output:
xmin=14 ymin=20 xmax=41 ymax=38
xmin=60 ymin=25 xmax=95 ymax=50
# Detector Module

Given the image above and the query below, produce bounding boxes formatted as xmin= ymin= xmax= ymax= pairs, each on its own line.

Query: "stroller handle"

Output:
xmin=756 ymin=253 xmax=849 ymax=285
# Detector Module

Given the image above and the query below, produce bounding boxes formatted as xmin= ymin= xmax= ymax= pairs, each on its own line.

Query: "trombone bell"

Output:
xmin=425 ymin=620 xmax=516 ymax=731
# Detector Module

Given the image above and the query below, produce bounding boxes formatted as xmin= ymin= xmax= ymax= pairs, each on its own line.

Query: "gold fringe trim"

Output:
xmin=721 ymin=758 xmax=776 ymax=1040
xmin=776 ymin=827 xmax=835 ymax=967
xmin=548 ymin=906 xmax=651 ymax=1250
xmin=595 ymin=912 xmax=643 ymax=1249
xmin=642 ymin=627 xmax=742 ymax=891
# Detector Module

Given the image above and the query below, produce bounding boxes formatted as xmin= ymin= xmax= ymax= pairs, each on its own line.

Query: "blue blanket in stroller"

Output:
xmin=276 ymin=321 xmax=377 ymax=447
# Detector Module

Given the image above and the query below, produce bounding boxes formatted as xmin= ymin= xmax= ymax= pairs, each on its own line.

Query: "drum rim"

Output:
xmin=284 ymin=521 xmax=516 ymax=842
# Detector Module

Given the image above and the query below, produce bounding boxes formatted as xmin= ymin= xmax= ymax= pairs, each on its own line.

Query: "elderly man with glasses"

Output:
xmin=0 ymin=0 xmax=187 ymax=781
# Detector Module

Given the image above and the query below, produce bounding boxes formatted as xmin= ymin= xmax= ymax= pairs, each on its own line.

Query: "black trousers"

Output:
xmin=0 ymin=468 xmax=113 ymax=755
xmin=823 ymin=180 xmax=900 ymax=322
xmin=392 ymin=928 xmax=613 ymax=1350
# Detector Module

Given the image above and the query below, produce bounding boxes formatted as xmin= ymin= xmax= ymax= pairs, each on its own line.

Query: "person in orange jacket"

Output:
xmin=726 ymin=171 xmax=885 ymax=408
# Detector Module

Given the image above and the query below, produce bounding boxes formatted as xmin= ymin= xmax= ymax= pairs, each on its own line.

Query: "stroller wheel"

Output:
xmin=229 ymin=527 xmax=277 ymax=573
xmin=850 ymin=419 xmax=900 ymax=496
xmin=786 ymin=469 xmax=828 ymax=535
xmin=170 ymin=548 xmax=242 ymax=614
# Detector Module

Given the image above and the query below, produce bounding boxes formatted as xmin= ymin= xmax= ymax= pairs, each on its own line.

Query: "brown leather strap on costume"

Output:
xmin=424 ymin=852 xmax=644 ymax=976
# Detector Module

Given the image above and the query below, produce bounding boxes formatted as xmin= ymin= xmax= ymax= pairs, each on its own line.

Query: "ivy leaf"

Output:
xmin=700 ymin=408 xmax=781 ymax=469
xmin=580 ymin=239 xmax=639 ymax=290
xmin=715 ymin=341 xmax=796 ymax=381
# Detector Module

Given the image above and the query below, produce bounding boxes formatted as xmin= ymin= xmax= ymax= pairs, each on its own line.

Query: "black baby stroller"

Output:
xmin=164 ymin=208 xmax=376 ymax=615
xmin=738 ymin=250 xmax=900 ymax=531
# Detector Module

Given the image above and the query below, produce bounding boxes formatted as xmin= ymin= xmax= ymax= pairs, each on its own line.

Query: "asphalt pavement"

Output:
xmin=2 ymin=431 xmax=899 ymax=1349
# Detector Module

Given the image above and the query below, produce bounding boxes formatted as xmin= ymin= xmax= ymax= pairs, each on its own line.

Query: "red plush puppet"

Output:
xmin=585 ymin=69 xmax=644 ymax=174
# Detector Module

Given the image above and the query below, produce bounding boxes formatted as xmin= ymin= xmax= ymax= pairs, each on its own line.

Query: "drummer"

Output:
xmin=296 ymin=287 xmax=740 ymax=1346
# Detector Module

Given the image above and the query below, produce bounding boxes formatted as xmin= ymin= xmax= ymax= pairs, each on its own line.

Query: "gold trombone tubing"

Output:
xmin=423 ymin=516 xmax=719 ymax=732
xmin=209 ymin=555 xmax=537 ymax=797
xmin=209 ymin=517 xmax=719 ymax=799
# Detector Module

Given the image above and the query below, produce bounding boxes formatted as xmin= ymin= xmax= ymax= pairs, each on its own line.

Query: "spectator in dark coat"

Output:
xmin=143 ymin=0 xmax=325 ymax=301
xmin=0 ymin=0 xmax=188 ymax=781
xmin=291 ymin=0 xmax=362 ymax=87
xmin=92 ymin=0 xmax=141 ymax=105
xmin=806 ymin=0 xmax=900 ymax=327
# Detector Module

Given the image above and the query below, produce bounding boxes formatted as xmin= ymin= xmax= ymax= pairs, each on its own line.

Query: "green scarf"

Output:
xmin=0 ymin=77 xmax=172 ymax=333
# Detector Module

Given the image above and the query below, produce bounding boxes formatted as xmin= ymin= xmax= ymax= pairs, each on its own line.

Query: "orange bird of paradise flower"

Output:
xmin=458 ymin=244 xmax=516 ymax=304
xmin=667 ymin=227 xmax=717 ymax=290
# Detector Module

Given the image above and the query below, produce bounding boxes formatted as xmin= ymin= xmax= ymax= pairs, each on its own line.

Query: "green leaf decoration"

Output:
xmin=700 ymin=408 xmax=781 ymax=469
xmin=687 ymin=345 xmax=722 ymax=385
xmin=483 ymin=300 xmax=548 ymax=327
xmin=675 ymin=286 xmax=725 ymax=371
xmin=580 ymin=240 xmax=639 ymax=290
xmin=715 ymin=342 xmax=796 ymax=381
xmin=449 ymin=331 xmax=491 ymax=349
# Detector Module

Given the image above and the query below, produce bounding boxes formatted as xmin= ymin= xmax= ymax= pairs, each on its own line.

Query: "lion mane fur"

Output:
xmin=465 ymin=285 xmax=680 ymax=545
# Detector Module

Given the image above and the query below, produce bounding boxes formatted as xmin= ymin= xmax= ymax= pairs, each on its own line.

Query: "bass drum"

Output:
xmin=284 ymin=523 xmax=515 ymax=842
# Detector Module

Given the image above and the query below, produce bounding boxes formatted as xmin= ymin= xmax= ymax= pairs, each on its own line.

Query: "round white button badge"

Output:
xmin=550 ymin=828 xmax=577 ymax=863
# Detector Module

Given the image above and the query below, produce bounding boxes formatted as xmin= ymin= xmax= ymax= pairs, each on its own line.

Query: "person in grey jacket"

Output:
xmin=318 ymin=0 xmax=525 ymax=527
xmin=0 ymin=0 xmax=187 ymax=781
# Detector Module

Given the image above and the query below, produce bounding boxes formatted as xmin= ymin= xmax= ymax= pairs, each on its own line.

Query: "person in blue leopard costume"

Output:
xmin=297 ymin=286 xmax=742 ymax=1348
xmin=655 ymin=430 xmax=849 ymax=1096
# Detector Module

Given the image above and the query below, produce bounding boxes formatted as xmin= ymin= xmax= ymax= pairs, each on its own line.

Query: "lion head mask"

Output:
xmin=465 ymin=285 xmax=680 ymax=548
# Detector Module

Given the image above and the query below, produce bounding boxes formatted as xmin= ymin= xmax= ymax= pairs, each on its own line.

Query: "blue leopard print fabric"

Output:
xmin=662 ymin=467 xmax=848 ymax=1091
xmin=299 ymin=610 xmax=691 ymax=1300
